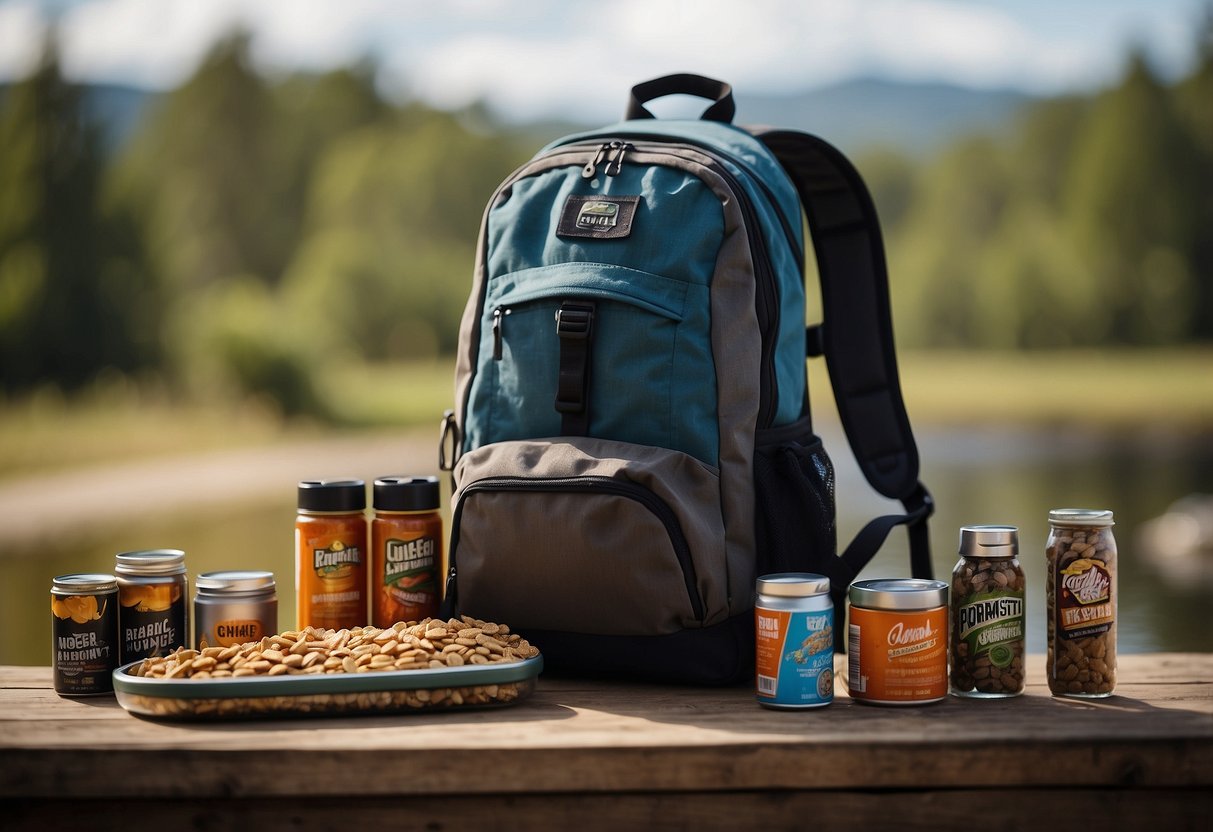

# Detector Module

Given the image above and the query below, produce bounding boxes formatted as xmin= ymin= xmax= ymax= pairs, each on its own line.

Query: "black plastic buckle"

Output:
xmin=904 ymin=482 xmax=935 ymax=522
xmin=554 ymin=303 xmax=594 ymax=340
xmin=554 ymin=300 xmax=596 ymax=428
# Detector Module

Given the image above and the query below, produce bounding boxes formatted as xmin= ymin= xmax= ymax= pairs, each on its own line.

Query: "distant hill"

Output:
xmin=734 ymin=78 xmax=1036 ymax=156
xmin=5 ymin=77 xmax=1036 ymax=159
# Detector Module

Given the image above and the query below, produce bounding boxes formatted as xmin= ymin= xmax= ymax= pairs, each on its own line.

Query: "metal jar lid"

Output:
xmin=958 ymin=525 xmax=1019 ymax=558
xmin=114 ymin=549 xmax=186 ymax=576
xmin=52 ymin=573 xmax=118 ymax=593
xmin=848 ymin=578 xmax=949 ymax=610
xmin=756 ymin=572 xmax=831 ymax=597
xmin=195 ymin=570 xmax=276 ymax=598
xmin=1048 ymin=508 xmax=1115 ymax=528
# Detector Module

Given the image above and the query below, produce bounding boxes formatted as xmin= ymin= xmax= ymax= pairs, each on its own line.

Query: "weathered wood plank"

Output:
xmin=2 ymin=789 xmax=1210 ymax=832
xmin=0 ymin=654 xmax=1208 ymax=800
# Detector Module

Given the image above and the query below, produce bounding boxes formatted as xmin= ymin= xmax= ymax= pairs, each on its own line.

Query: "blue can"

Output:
xmin=755 ymin=573 xmax=834 ymax=709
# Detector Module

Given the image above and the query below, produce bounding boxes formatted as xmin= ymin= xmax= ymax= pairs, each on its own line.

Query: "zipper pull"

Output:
xmin=491 ymin=306 xmax=511 ymax=360
xmin=605 ymin=141 xmax=632 ymax=176
xmin=582 ymin=142 xmax=612 ymax=179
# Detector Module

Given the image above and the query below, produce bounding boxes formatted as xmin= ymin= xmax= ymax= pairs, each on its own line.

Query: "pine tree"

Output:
xmin=0 ymin=36 xmax=151 ymax=391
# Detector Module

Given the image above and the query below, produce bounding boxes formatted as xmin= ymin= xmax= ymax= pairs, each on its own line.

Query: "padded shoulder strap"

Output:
xmin=753 ymin=127 xmax=934 ymax=580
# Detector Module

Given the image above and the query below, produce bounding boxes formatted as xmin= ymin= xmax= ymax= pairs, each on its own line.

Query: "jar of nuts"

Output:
xmin=1046 ymin=509 xmax=1117 ymax=698
xmin=950 ymin=526 xmax=1026 ymax=698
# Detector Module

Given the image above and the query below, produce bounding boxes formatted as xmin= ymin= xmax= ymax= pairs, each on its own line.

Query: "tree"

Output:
xmin=116 ymin=33 xmax=285 ymax=294
xmin=0 ymin=36 xmax=155 ymax=392
xmin=1063 ymin=53 xmax=1206 ymax=344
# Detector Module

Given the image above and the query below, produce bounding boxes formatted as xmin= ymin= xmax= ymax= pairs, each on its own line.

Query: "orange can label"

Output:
xmin=847 ymin=606 xmax=947 ymax=704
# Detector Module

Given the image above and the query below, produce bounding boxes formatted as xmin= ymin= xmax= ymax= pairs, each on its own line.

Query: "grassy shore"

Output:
xmin=2 ymin=349 xmax=1209 ymax=479
xmin=889 ymin=349 xmax=1213 ymax=431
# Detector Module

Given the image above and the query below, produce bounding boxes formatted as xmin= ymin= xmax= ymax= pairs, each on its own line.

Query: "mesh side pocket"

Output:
xmin=754 ymin=418 xmax=837 ymax=577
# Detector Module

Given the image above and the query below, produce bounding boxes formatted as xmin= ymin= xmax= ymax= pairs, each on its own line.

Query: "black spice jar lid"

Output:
xmin=297 ymin=479 xmax=366 ymax=513
xmin=373 ymin=475 xmax=440 ymax=512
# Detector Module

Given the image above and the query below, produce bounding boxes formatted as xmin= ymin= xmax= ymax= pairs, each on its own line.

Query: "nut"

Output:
xmin=127 ymin=616 xmax=541 ymax=718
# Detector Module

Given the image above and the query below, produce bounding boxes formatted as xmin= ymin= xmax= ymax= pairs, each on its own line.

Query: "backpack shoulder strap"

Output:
xmin=752 ymin=127 xmax=934 ymax=582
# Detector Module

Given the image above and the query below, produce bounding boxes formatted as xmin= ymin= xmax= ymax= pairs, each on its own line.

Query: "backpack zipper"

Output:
xmin=445 ymin=475 xmax=706 ymax=622
xmin=491 ymin=306 xmax=511 ymax=360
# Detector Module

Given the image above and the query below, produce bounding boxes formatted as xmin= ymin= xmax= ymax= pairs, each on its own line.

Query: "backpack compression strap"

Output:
xmin=753 ymin=128 xmax=934 ymax=584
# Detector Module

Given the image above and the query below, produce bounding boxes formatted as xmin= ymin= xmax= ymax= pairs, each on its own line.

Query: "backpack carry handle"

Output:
xmin=627 ymin=74 xmax=736 ymax=123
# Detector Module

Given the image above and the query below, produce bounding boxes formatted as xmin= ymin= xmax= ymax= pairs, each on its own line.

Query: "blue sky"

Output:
xmin=0 ymin=0 xmax=1203 ymax=120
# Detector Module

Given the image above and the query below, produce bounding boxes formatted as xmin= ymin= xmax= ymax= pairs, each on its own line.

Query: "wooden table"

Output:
xmin=2 ymin=653 xmax=1210 ymax=830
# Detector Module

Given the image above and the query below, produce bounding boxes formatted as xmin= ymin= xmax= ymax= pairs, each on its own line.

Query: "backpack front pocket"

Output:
xmin=463 ymin=263 xmax=718 ymax=466
xmin=448 ymin=437 xmax=729 ymax=636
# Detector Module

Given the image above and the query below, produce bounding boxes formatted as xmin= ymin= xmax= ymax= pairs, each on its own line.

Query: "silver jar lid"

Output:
xmin=195 ymin=570 xmax=276 ymax=597
xmin=115 ymin=549 xmax=186 ymax=576
xmin=958 ymin=525 xmax=1019 ymax=558
xmin=757 ymin=572 xmax=831 ymax=597
xmin=848 ymin=578 xmax=949 ymax=610
xmin=52 ymin=573 xmax=117 ymax=593
xmin=1048 ymin=508 xmax=1114 ymax=527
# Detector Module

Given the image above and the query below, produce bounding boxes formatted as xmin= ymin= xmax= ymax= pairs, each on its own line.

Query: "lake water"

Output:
xmin=5 ymin=426 xmax=1211 ymax=666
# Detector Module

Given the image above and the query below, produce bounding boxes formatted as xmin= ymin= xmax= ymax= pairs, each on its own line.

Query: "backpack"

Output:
xmin=438 ymin=74 xmax=934 ymax=684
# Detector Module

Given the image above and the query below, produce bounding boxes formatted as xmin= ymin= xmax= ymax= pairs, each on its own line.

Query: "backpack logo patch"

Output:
xmin=557 ymin=195 xmax=640 ymax=240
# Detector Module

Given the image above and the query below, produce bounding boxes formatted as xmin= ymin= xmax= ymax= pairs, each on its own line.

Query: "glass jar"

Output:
xmin=295 ymin=479 xmax=367 ymax=631
xmin=370 ymin=475 xmax=443 ymax=628
xmin=114 ymin=548 xmax=189 ymax=663
xmin=950 ymin=525 xmax=1026 ymax=698
xmin=1046 ymin=508 xmax=1117 ymax=697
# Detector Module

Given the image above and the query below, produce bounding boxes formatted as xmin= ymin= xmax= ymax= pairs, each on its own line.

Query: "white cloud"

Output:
xmin=0 ymin=0 xmax=1200 ymax=119
xmin=0 ymin=1 xmax=48 ymax=81
xmin=58 ymin=0 xmax=245 ymax=88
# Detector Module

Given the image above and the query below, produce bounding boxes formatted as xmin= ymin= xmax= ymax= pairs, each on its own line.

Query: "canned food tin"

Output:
xmin=194 ymin=570 xmax=279 ymax=650
xmin=51 ymin=573 xmax=120 ymax=696
xmin=755 ymin=573 xmax=834 ymax=709
xmin=115 ymin=548 xmax=189 ymax=663
xmin=847 ymin=578 xmax=949 ymax=705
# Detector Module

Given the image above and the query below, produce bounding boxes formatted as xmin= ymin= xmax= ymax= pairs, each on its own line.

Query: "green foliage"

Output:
xmin=875 ymin=49 xmax=1213 ymax=349
xmin=3 ymin=23 xmax=1211 ymax=418
xmin=168 ymin=275 xmax=325 ymax=417
xmin=101 ymin=34 xmax=527 ymax=415
xmin=0 ymin=38 xmax=156 ymax=391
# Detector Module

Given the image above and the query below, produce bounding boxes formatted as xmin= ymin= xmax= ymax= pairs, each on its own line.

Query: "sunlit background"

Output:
xmin=2 ymin=0 xmax=1210 ymax=663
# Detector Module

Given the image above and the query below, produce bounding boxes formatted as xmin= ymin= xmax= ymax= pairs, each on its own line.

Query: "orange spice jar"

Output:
xmin=370 ymin=476 xmax=443 ymax=628
xmin=295 ymin=479 xmax=367 ymax=630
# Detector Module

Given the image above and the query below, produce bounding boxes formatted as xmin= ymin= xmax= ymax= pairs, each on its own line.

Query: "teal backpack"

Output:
xmin=439 ymin=74 xmax=934 ymax=683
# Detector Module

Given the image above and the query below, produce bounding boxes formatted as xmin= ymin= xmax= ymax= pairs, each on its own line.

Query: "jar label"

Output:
xmin=755 ymin=607 xmax=833 ymax=707
xmin=52 ymin=592 xmax=118 ymax=694
xmin=297 ymin=526 xmax=367 ymax=631
xmin=376 ymin=534 xmax=440 ymax=626
xmin=119 ymin=584 xmax=186 ymax=663
xmin=211 ymin=619 xmax=266 ymax=647
xmin=313 ymin=541 xmax=362 ymax=576
xmin=848 ymin=606 xmax=948 ymax=703
xmin=956 ymin=591 xmax=1024 ymax=667
xmin=1056 ymin=558 xmax=1113 ymax=639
